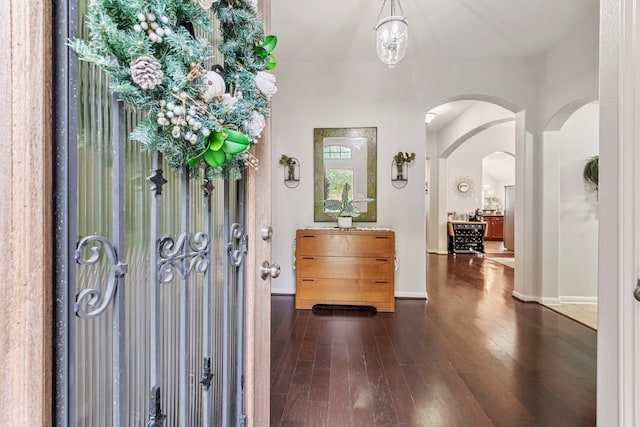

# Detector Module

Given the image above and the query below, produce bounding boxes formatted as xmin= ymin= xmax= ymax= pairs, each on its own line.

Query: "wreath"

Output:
xmin=69 ymin=0 xmax=277 ymax=178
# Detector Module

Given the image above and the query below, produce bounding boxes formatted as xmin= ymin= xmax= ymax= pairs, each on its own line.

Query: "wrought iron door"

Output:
xmin=54 ymin=0 xmax=246 ymax=425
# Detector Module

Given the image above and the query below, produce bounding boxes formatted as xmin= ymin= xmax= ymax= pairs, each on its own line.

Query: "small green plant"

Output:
xmin=583 ymin=155 xmax=599 ymax=192
xmin=279 ymin=154 xmax=297 ymax=180
xmin=323 ymin=183 xmax=373 ymax=218
xmin=393 ymin=152 xmax=416 ymax=179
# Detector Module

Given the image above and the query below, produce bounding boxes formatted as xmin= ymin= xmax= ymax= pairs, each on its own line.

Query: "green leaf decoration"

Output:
xmin=210 ymin=132 xmax=225 ymax=151
xmin=262 ymin=35 xmax=278 ymax=53
xmin=223 ymin=129 xmax=250 ymax=145
xmin=256 ymin=35 xmax=277 ymax=70
xmin=188 ymin=130 xmax=250 ymax=168
xmin=223 ymin=140 xmax=250 ymax=154
xmin=204 ymin=149 xmax=226 ymax=168
xmin=266 ymin=56 xmax=277 ymax=71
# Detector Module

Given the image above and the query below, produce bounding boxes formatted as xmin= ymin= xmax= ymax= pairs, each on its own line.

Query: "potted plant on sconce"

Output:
xmin=323 ymin=182 xmax=373 ymax=228
xmin=393 ymin=151 xmax=416 ymax=180
xmin=279 ymin=154 xmax=298 ymax=181
xmin=583 ymin=155 xmax=599 ymax=193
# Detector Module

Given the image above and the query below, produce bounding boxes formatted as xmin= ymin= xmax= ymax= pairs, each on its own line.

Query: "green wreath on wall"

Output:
xmin=69 ymin=0 xmax=277 ymax=178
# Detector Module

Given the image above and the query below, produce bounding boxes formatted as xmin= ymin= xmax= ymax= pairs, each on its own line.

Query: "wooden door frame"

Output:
xmin=0 ymin=0 xmax=53 ymax=424
xmin=244 ymin=1 xmax=273 ymax=425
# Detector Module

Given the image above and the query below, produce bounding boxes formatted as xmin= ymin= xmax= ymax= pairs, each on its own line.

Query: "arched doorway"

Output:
xmin=424 ymin=98 xmax=528 ymax=287
xmin=540 ymin=100 xmax=599 ymax=327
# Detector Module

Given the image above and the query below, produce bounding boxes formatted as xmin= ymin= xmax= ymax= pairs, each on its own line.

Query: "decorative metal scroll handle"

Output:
xmin=75 ymin=235 xmax=128 ymax=318
xmin=260 ymin=261 xmax=280 ymax=280
xmin=634 ymin=279 xmax=640 ymax=302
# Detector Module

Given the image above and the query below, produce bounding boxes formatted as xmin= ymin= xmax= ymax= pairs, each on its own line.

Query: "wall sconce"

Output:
xmin=279 ymin=154 xmax=300 ymax=188
xmin=391 ymin=151 xmax=415 ymax=188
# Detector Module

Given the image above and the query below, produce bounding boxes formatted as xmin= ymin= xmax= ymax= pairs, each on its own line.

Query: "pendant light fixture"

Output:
xmin=374 ymin=0 xmax=408 ymax=68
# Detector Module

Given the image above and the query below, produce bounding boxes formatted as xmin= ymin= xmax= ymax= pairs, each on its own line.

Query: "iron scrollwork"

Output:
xmin=228 ymin=223 xmax=247 ymax=267
xmin=158 ymin=232 xmax=210 ymax=283
xmin=75 ymin=235 xmax=129 ymax=319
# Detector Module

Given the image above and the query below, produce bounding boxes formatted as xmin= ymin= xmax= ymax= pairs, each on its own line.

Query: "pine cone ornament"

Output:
xmin=130 ymin=55 xmax=163 ymax=90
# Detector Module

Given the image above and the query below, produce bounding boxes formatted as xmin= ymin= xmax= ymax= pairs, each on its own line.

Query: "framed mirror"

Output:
xmin=314 ymin=127 xmax=377 ymax=222
xmin=453 ymin=176 xmax=475 ymax=199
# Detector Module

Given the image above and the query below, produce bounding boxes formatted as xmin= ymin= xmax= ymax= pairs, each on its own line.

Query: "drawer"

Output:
xmin=296 ymin=256 xmax=393 ymax=280
xmin=296 ymin=278 xmax=394 ymax=310
xmin=296 ymin=231 xmax=394 ymax=257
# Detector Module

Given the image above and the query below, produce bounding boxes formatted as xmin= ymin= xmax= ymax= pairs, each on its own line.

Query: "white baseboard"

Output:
xmin=426 ymin=249 xmax=448 ymax=255
xmin=271 ymin=288 xmax=295 ymax=295
xmin=512 ymin=291 xmax=597 ymax=305
xmin=395 ymin=291 xmax=428 ymax=299
xmin=540 ymin=296 xmax=561 ymax=305
xmin=271 ymin=290 xmax=430 ymax=299
xmin=512 ymin=291 xmax=544 ymax=303
xmin=558 ymin=296 xmax=598 ymax=304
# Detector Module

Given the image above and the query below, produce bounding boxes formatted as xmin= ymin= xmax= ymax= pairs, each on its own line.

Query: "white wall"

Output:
xmin=512 ymin=7 xmax=600 ymax=302
xmin=271 ymin=58 xmax=538 ymax=297
xmin=545 ymin=103 xmax=599 ymax=302
xmin=536 ymin=10 xmax=599 ymax=302
xmin=447 ymin=123 xmax=516 ymax=219
xmin=270 ymin=11 xmax=599 ymax=300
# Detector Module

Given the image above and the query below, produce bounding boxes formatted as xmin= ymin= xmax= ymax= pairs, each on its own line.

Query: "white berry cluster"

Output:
xmin=157 ymin=95 xmax=211 ymax=145
xmin=133 ymin=12 xmax=172 ymax=44
xmin=239 ymin=151 xmax=259 ymax=170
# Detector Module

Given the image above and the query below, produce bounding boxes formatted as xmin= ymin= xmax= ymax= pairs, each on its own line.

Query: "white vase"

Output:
xmin=337 ymin=216 xmax=352 ymax=228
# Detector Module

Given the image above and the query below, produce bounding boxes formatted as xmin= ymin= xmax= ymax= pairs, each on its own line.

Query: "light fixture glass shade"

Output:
xmin=375 ymin=16 xmax=408 ymax=68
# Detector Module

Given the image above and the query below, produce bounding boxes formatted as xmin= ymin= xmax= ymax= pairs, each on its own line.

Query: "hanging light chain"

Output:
xmin=375 ymin=0 xmax=406 ymax=28
xmin=374 ymin=0 xmax=389 ymax=28
xmin=394 ymin=0 xmax=405 ymax=18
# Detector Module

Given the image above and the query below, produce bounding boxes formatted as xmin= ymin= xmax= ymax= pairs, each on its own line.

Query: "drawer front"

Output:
xmin=296 ymin=256 xmax=393 ymax=280
xmin=296 ymin=231 xmax=394 ymax=257
xmin=296 ymin=278 xmax=394 ymax=306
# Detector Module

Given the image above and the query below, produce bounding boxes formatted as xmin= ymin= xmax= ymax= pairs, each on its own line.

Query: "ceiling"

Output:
xmin=425 ymin=100 xmax=476 ymax=132
xmin=270 ymin=0 xmax=596 ymax=168
xmin=271 ymin=0 xmax=598 ymax=63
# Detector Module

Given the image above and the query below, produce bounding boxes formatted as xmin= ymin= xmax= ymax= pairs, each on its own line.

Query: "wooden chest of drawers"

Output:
xmin=295 ymin=229 xmax=395 ymax=312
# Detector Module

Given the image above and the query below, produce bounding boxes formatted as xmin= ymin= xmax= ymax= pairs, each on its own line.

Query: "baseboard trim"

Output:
xmin=511 ymin=291 xmax=597 ymax=306
xmin=395 ymin=291 xmax=428 ymax=299
xmin=512 ymin=291 xmax=543 ymax=303
xmin=540 ymin=296 xmax=561 ymax=305
xmin=427 ymin=250 xmax=448 ymax=255
xmin=558 ymin=296 xmax=598 ymax=304
xmin=271 ymin=289 xmax=295 ymax=295
xmin=271 ymin=290 xmax=429 ymax=299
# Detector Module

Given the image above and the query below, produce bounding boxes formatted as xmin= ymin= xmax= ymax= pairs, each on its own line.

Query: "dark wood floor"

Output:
xmin=271 ymin=254 xmax=596 ymax=426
